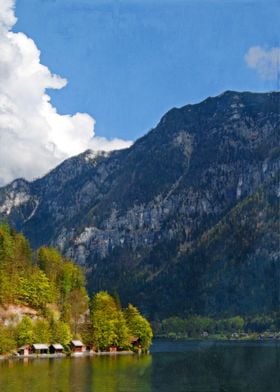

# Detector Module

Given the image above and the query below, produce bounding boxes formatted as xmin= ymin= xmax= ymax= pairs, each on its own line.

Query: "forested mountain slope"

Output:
xmin=0 ymin=91 xmax=279 ymax=318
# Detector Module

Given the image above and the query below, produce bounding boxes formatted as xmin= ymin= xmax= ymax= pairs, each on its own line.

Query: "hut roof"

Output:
xmin=32 ymin=344 xmax=49 ymax=350
xmin=18 ymin=345 xmax=29 ymax=350
xmin=50 ymin=344 xmax=63 ymax=350
xmin=71 ymin=340 xmax=84 ymax=347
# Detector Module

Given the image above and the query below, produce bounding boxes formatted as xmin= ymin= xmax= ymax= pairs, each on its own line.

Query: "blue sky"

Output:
xmin=12 ymin=0 xmax=280 ymax=140
xmin=0 ymin=0 xmax=278 ymax=184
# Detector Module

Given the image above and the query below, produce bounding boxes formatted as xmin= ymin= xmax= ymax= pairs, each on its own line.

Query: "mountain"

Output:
xmin=0 ymin=91 xmax=279 ymax=319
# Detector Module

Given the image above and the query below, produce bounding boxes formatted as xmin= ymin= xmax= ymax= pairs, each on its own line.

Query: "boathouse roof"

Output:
xmin=18 ymin=345 xmax=29 ymax=350
xmin=32 ymin=343 xmax=49 ymax=350
xmin=71 ymin=340 xmax=84 ymax=347
xmin=50 ymin=343 xmax=63 ymax=350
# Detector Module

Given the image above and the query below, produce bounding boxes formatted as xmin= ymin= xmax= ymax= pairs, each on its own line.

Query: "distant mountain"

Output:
xmin=1 ymin=91 xmax=279 ymax=319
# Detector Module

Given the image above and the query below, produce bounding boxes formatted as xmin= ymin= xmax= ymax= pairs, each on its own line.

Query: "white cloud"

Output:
xmin=245 ymin=46 xmax=280 ymax=80
xmin=0 ymin=0 xmax=16 ymax=31
xmin=0 ymin=0 xmax=132 ymax=186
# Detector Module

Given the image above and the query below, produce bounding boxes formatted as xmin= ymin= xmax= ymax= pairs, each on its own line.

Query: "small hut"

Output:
xmin=70 ymin=340 xmax=85 ymax=353
xmin=86 ymin=343 xmax=96 ymax=352
xmin=18 ymin=345 xmax=30 ymax=356
xmin=49 ymin=344 xmax=64 ymax=354
xmin=130 ymin=337 xmax=141 ymax=348
xmin=31 ymin=344 xmax=49 ymax=354
xmin=130 ymin=336 xmax=142 ymax=352
xmin=108 ymin=346 xmax=117 ymax=352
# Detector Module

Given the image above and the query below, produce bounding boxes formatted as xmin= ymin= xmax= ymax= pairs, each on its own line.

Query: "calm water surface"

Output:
xmin=0 ymin=340 xmax=280 ymax=392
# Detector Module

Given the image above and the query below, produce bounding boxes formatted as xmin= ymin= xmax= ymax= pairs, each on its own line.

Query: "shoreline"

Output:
xmin=0 ymin=350 xmax=135 ymax=361
xmin=154 ymin=334 xmax=280 ymax=341
xmin=1 ymin=339 xmax=280 ymax=362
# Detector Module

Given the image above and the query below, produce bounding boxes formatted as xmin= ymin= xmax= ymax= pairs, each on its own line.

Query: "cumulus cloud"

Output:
xmin=0 ymin=0 xmax=132 ymax=186
xmin=245 ymin=46 xmax=280 ymax=80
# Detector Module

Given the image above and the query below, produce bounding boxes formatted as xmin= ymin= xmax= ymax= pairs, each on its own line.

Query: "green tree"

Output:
xmin=18 ymin=269 xmax=53 ymax=309
xmin=113 ymin=310 xmax=130 ymax=349
xmin=33 ymin=319 xmax=51 ymax=343
xmin=68 ymin=288 xmax=89 ymax=336
xmin=0 ymin=324 xmax=16 ymax=354
xmin=36 ymin=247 xmax=63 ymax=301
xmin=229 ymin=316 xmax=245 ymax=332
xmin=91 ymin=291 xmax=118 ymax=350
xmin=51 ymin=320 xmax=72 ymax=345
xmin=90 ymin=291 xmax=129 ymax=350
xmin=16 ymin=316 xmax=34 ymax=347
xmin=0 ymin=224 xmax=18 ymax=303
xmin=124 ymin=304 xmax=153 ymax=351
xmin=36 ymin=247 xmax=87 ymax=316
xmin=161 ymin=317 xmax=186 ymax=336
xmin=79 ymin=321 xmax=94 ymax=347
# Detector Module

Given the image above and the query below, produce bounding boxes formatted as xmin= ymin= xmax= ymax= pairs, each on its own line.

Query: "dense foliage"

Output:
xmin=0 ymin=223 xmax=87 ymax=315
xmin=0 ymin=317 xmax=72 ymax=355
xmin=0 ymin=224 xmax=152 ymax=354
xmin=154 ymin=314 xmax=280 ymax=338
xmin=89 ymin=292 xmax=152 ymax=352
xmin=124 ymin=304 xmax=153 ymax=350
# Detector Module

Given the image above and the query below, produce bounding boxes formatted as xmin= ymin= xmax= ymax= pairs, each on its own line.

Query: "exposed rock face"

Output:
xmin=0 ymin=91 xmax=279 ymax=318
xmin=0 ymin=305 xmax=38 ymax=326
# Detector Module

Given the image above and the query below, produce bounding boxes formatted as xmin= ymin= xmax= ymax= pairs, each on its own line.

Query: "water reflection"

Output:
xmin=0 ymin=355 xmax=152 ymax=392
xmin=151 ymin=340 xmax=280 ymax=392
xmin=90 ymin=355 xmax=152 ymax=392
xmin=0 ymin=341 xmax=279 ymax=392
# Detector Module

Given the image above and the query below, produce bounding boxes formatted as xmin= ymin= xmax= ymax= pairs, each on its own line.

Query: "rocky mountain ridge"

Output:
xmin=0 ymin=91 xmax=279 ymax=318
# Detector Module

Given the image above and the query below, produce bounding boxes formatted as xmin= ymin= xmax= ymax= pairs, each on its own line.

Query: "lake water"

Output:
xmin=0 ymin=340 xmax=280 ymax=391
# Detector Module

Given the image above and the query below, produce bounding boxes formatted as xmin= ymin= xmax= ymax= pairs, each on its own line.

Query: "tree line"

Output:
xmin=153 ymin=314 xmax=280 ymax=338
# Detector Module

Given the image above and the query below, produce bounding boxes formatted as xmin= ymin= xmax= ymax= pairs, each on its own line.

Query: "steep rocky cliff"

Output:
xmin=0 ymin=91 xmax=279 ymax=318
